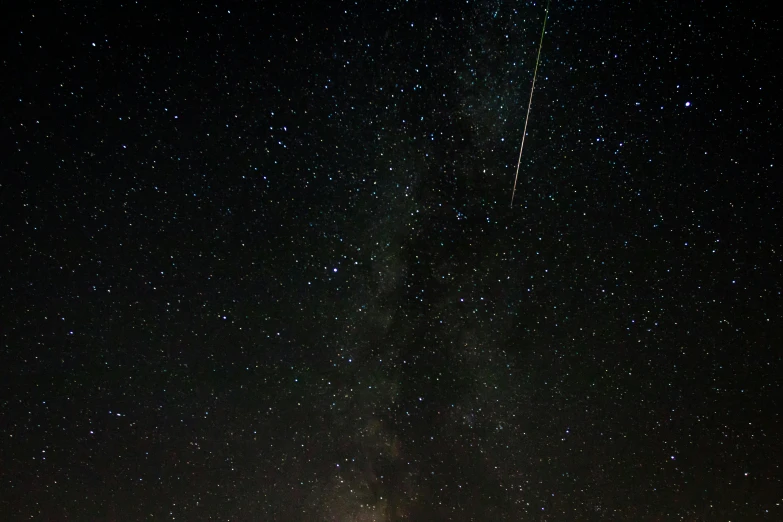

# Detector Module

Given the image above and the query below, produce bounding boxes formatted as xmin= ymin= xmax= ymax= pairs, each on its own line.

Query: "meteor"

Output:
xmin=511 ymin=0 xmax=551 ymax=208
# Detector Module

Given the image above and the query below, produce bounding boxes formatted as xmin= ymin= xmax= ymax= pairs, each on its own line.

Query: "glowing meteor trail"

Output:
xmin=511 ymin=0 xmax=551 ymax=208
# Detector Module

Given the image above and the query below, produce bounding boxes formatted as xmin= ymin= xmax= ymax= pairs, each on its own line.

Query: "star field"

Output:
xmin=1 ymin=1 xmax=780 ymax=520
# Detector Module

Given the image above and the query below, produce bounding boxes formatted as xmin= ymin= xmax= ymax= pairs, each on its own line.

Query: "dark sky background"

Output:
xmin=2 ymin=1 xmax=780 ymax=520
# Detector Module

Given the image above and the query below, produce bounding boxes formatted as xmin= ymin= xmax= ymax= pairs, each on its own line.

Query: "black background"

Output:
xmin=2 ymin=0 xmax=780 ymax=520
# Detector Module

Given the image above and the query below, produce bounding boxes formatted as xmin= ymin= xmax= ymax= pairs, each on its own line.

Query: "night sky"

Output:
xmin=2 ymin=1 xmax=780 ymax=520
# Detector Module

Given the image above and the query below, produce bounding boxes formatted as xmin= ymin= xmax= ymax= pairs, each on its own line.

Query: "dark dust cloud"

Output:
xmin=2 ymin=1 xmax=780 ymax=520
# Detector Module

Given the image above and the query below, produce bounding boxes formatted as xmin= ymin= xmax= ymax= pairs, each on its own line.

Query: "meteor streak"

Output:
xmin=511 ymin=0 xmax=551 ymax=208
